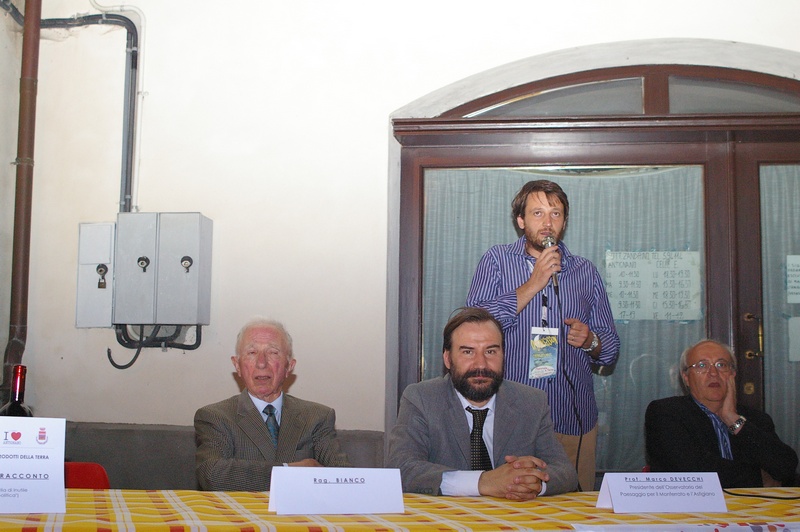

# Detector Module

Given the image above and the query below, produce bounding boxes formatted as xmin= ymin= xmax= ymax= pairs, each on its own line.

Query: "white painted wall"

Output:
xmin=2 ymin=0 xmax=800 ymax=431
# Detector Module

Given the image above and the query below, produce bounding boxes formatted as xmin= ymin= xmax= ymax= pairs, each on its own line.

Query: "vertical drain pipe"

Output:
xmin=2 ymin=0 xmax=42 ymax=401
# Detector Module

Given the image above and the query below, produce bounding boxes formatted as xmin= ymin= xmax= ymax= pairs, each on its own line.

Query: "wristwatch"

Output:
xmin=728 ymin=416 xmax=746 ymax=434
xmin=581 ymin=331 xmax=599 ymax=352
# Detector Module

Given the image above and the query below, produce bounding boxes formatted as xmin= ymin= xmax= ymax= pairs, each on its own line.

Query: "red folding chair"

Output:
xmin=64 ymin=461 xmax=110 ymax=489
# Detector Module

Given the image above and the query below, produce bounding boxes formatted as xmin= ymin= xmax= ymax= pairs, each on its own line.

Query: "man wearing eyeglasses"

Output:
xmin=645 ymin=339 xmax=798 ymax=488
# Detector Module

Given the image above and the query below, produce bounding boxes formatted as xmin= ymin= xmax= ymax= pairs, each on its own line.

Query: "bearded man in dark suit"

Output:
xmin=195 ymin=318 xmax=350 ymax=491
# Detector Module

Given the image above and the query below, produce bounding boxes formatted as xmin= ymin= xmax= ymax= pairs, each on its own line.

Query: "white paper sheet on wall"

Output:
xmin=788 ymin=255 xmax=800 ymax=304
xmin=789 ymin=317 xmax=800 ymax=362
xmin=605 ymin=251 xmax=702 ymax=321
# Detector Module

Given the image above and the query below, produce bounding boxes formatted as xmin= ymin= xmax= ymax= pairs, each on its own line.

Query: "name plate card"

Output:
xmin=268 ymin=467 xmax=404 ymax=515
xmin=596 ymin=472 xmax=726 ymax=513
xmin=0 ymin=417 xmax=66 ymax=514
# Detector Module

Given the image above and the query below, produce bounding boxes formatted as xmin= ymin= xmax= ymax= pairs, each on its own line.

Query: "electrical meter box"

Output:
xmin=112 ymin=212 xmax=212 ymax=325
xmin=76 ymin=223 xmax=116 ymax=328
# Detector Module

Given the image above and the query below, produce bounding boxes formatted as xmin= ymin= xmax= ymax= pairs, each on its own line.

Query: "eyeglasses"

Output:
xmin=686 ymin=360 xmax=733 ymax=374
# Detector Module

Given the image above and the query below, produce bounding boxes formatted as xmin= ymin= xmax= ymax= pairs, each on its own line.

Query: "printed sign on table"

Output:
xmin=597 ymin=472 xmax=726 ymax=514
xmin=0 ymin=417 xmax=66 ymax=514
xmin=269 ymin=467 xmax=404 ymax=515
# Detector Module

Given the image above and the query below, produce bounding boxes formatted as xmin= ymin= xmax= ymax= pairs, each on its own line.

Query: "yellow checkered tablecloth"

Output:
xmin=0 ymin=488 xmax=798 ymax=530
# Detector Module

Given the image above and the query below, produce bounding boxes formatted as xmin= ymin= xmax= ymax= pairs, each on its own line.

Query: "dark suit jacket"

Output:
xmin=645 ymin=395 xmax=798 ymax=487
xmin=387 ymin=375 xmax=578 ymax=495
xmin=194 ymin=390 xmax=351 ymax=491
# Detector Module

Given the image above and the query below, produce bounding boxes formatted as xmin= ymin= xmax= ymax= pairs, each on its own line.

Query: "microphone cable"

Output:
xmin=552 ymin=261 xmax=586 ymax=491
xmin=722 ymin=489 xmax=800 ymax=500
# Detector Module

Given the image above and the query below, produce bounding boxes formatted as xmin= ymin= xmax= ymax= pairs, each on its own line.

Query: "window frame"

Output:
xmin=393 ymin=64 xmax=800 ymax=411
xmin=440 ymin=65 xmax=800 ymax=118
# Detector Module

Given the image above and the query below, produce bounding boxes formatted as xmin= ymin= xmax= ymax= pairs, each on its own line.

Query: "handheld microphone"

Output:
xmin=542 ymin=235 xmax=559 ymax=292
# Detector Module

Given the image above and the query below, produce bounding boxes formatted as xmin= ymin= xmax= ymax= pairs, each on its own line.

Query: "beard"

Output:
xmin=524 ymin=227 xmax=563 ymax=254
xmin=451 ymin=368 xmax=503 ymax=403
xmin=527 ymin=237 xmax=546 ymax=254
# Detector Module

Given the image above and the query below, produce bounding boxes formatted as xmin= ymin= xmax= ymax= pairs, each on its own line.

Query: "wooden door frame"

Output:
xmin=394 ymin=117 xmax=800 ymax=410
xmin=733 ymin=134 xmax=800 ymax=408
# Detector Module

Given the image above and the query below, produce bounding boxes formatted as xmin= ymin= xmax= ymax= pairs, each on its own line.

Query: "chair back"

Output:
xmin=65 ymin=461 xmax=110 ymax=489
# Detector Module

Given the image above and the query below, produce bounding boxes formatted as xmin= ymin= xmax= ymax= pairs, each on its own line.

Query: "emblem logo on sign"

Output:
xmin=37 ymin=427 xmax=48 ymax=444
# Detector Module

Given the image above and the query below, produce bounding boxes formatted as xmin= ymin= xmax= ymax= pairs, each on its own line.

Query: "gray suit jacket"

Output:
xmin=387 ymin=375 xmax=578 ymax=496
xmin=195 ymin=390 xmax=351 ymax=491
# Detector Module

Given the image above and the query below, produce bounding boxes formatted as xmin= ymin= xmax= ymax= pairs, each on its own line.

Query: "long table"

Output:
xmin=1 ymin=488 xmax=798 ymax=530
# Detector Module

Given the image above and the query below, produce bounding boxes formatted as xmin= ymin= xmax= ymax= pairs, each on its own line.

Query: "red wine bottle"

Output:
xmin=0 ymin=364 xmax=33 ymax=417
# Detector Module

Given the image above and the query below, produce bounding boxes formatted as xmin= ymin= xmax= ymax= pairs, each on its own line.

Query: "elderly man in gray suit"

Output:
xmin=195 ymin=317 xmax=350 ymax=491
xmin=388 ymin=307 xmax=578 ymax=499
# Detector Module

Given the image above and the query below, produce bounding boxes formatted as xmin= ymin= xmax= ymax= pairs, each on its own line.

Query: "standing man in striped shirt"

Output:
xmin=466 ymin=179 xmax=620 ymax=492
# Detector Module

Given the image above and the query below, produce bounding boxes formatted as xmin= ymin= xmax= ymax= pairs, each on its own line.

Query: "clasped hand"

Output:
xmin=478 ymin=455 xmax=549 ymax=500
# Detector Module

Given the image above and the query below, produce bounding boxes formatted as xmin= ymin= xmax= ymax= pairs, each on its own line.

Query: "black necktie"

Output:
xmin=263 ymin=404 xmax=279 ymax=447
xmin=466 ymin=406 xmax=492 ymax=471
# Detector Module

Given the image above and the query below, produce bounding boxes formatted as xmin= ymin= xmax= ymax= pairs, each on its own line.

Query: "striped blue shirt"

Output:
xmin=693 ymin=398 xmax=733 ymax=460
xmin=466 ymin=236 xmax=620 ymax=435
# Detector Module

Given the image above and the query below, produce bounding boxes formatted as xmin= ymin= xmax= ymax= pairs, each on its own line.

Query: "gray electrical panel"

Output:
xmin=112 ymin=212 xmax=212 ymax=325
xmin=75 ymin=223 xmax=115 ymax=328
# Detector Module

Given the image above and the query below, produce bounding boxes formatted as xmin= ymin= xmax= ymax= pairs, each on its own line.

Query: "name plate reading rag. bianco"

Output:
xmin=596 ymin=472 xmax=726 ymax=514
xmin=268 ymin=467 xmax=404 ymax=515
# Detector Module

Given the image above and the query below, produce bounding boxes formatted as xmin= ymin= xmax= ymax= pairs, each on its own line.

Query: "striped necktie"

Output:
xmin=263 ymin=404 xmax=279 ymax=447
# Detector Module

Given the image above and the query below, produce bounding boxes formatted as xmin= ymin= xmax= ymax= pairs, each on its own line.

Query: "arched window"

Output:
xmin=445 ymin=65 xmax=800 ymax=117
xmin=390 ymin=39 xmax=800 ymax=478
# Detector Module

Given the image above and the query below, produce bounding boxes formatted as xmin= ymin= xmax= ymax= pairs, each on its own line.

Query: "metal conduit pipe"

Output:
xmin=0 ymin=3 xmax=140 ymax=214
xmin=3 ymin=0 xmax=42 ymax=401
xmin=0 ymin=0 xmax=23 ymax=25
xmin=40 ymin=13 xmax=139 ymax=213
xmin=1 ymin=3 xmax=140 ymax=399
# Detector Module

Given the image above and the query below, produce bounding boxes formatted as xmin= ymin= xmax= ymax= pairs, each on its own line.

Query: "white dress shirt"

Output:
xmin=440 ymin=392 xmax=496 ymax=496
